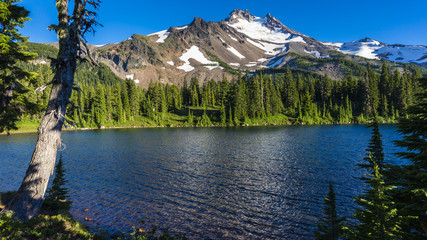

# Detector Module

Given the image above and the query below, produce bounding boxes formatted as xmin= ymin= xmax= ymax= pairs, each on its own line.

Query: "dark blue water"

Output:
xmin=0 ymin=125 xmax=403 ymax=239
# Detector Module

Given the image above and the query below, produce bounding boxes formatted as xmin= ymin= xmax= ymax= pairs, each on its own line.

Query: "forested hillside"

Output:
xmin=13 ymin=42 xmax=424 ymax=131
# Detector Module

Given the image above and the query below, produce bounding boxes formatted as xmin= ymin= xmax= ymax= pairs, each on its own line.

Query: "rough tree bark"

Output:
xmin=3 ymin=0 xmax=99 ymax=221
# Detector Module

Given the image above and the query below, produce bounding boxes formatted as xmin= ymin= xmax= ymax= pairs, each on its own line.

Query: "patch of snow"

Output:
xmin=257 ymin=58 xmax=268 ymax=62
xmin=177 ymin=46 xmax=221 ymax=72
xmin=230 ymin=36 xmax=238 ymax=41
xmin=40 ymin=60 xmax=47 ymax=64
xmin=338 ymin=38 xmax=427 ymax=63
xmin=227 ymin=46 xmax=245 ymax=59
xmin=322 ymin=42 xmax=343 ymax=48
xmin=286 ymin=35 xmax=305 ymax=43
xmin=229 ymin=63 xmax=240 ymax=67
xmin=174 ymin=25 xmax=188 ymax=30
xmin=339 ymin=39 xmax=382 ymax=59
xmin=134 ymin=79 xmax=140 ymax=84
xmin=167 ymin=61 xmax=174 ymax=66
xmin=148 ymin=29 xmax=170 ymax=43
xmin=126 ymin=74 xmax=134 ymax=80
xmin=376 ymin=45 xmax=427 ymax=63
xmin=246 ymin=38 xmax=285 ymax=55
xmin=304 ymin=49 xmax=321 ymax=58
xmin=205 ymin=65 xmax=224 ymax=71
xmin=246 ymin=63 xmax=257 ymax=67
xmin=228 ymin=17 xmax=291 ymax=44
xmin=227 ymin=16 xmax=306 ymax=55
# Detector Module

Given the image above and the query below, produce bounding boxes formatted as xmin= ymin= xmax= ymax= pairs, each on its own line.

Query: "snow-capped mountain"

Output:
xmin=91 ymin=9 xmax=427 ymax=87
xmin=325 ymin=37 xmax=427 ymax=64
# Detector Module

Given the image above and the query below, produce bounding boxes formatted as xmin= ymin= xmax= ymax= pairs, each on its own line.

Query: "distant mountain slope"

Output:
xmin=37 ymin=9 xmax=427 ymax=87
xmin=326 ymin=38 xmax=427 ymax=66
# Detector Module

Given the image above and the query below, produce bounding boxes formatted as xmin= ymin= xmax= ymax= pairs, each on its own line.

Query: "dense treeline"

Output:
xmin=16 ymin=61 xmax=423 ymax=129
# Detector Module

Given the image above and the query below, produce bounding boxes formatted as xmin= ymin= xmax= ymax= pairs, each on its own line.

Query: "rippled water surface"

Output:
xmin=0 ymin=125 xmax=402 ymax=239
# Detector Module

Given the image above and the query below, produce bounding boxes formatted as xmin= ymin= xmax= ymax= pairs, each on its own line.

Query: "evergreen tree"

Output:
xmin=126 ymin=79 xmax=139 ymax=119
xmin=361 ymin=118 xmax=385 ymax=170
xmin=121 ymin=81 xmax=130 ymax=122
xmin=233 ymin=79 xmax=248 ymax=123
xmin=352 ymin=156 xmax=402 ymax=240
xmin=228 ymin=106 xmax=233 ymax=125
xmin=350 ymin=119 xmax=403 ymax=239
xmin=314 ymin=183 xmax=345 ymax=240
xmin=105 ymin=86 xmax=113 ymax=121
xmin=198 ymin=110 xmax=212 ymax=126
xmin=283 ymin=67 xmax=298 ymax=115
xmin=220 ymin=103 xmax=226 ymax=124
xmin=94 ymin=84 xmax=107 ymax=128
xmin=0 ymin=0 xmax=36 ymax=133
xmin=387 ymin=77 xmax=427 ymax=237
xmin=43 ymin=153 xmax=72 ymax=213
xmin=115 ymin=85 xmax=124 ymax=123
xmin=187 ymin=109 xmax=194 ymax=125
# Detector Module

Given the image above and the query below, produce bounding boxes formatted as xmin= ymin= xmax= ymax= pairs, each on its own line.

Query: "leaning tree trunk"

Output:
xmin=3 ymin=0 xmax=82 ymax=221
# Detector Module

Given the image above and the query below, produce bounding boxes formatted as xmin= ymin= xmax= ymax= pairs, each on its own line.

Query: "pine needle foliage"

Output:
xmin=314 ymin=182 xmax=345 ymax=240
xmin=0 ymin=0 xmax=37 ymax=133
xmin=387 ymin=77 xmax=427 ymax=237
xmin=352 ymin=156 xmax=403 ymax=240
xmin=43 ymin=153 xmax=72 ymax=213
xmin=361 ymin=118 xmax=385 ymax=170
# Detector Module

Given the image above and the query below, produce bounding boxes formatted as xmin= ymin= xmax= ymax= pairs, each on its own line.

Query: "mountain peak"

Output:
xmin=189 ymin=17 xmax=209 ymax=30
xmin=225 ymin=9 xmax=256 ymax=23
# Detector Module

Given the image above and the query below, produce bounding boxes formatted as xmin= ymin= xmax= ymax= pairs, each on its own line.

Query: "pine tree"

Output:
xmin=387 ymin=77 xmax=427 ymax=237
xmin=228 ymin=106 xmax=233 ymax=126
xmin=187 ymin=109 xmax=194 ymax=125
xmin=314 ymin=182 xmax=345 ymax=240
xmin=198 ymin=110 xmax=212 ymax=126
xmin=360 ymin=118 xmax=385 ymax=170
xmin=352 ymin=156 xmax=402 ymax=240
xmin=116 ymin=85 xmax=124 ymax=123
xmin=121 ymin=81 xmax=130 ymax=122
xmin=0 ymin=0 xmax=36 ymax=133
xmin=283 ymin=67 xmax=298 ymax=115
xmin=94 ymin=84 xmax=107 ymax=128
xmin=43 ymin=153 xmax=72 ymax=213
xmin=233 ymin=79 xmax=247 ymax=123
xmin=351 ymin=120 xmax=403 ymax=239
xmin=220 ymin=103 xmax=226 ymax=124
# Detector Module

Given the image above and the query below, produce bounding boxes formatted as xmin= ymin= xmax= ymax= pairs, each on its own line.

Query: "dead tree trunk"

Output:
xmin=3 ymin=0 xmax=99 ymax=221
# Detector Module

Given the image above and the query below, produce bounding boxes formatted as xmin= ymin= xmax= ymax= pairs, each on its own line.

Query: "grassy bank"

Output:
xmin=2 ymin=106 xmax=399 ymax=135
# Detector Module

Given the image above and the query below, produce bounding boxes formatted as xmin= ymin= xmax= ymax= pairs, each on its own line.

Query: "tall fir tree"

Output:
xmin=387 ymin=77 xmax=427 ymax=237
xmin=0 ymin=0 xmax=36 ymax=133
xmin=94 ymin=84 xmax=107 ymax=128
xmin=360 ymin=118 xmax=385 ymax=170
xmin=314 ymin=182 xmax=345 ymax=240
xmin=43 ymin=153 xmax=72 ymax=213
xmin=352 ymin=156 xmax=402 ymax=240
xmin=220 ymin=102 xmax=226 ymax=124
xmin=351 ymin=120 xmax=402 ymax=239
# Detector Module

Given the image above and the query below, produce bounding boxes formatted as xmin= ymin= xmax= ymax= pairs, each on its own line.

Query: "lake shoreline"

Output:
xmin=1 ymin=120 xmax=398 ymax=136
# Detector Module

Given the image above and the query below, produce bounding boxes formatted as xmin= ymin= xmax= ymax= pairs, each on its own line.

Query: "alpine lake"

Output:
xmin=0 ymin=124 xmax=403 ymax=239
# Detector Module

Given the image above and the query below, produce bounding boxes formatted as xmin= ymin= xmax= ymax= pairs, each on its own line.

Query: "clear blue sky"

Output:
xmin=19 ymin=0 xmax=427 ymax=46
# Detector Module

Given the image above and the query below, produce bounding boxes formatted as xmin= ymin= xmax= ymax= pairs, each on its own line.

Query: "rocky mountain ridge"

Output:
xmin=88 ymin=9 xmax=426 ymax=87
